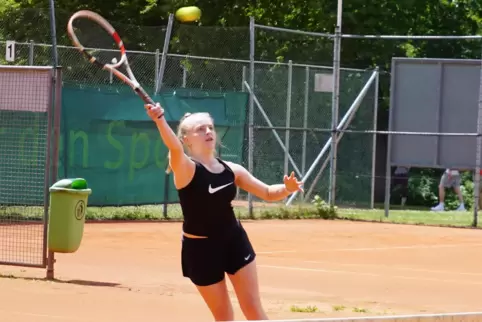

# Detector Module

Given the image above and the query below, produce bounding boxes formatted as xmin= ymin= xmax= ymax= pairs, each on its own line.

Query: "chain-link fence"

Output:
xmin=0 ymin=8 xmax=378 ymax=209
xmin=248 ymin=25 xmax=376 ymax=208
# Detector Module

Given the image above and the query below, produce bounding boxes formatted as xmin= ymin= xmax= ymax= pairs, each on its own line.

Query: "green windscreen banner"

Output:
xmin=58 ymin=85 xmax=248 ymax=206
xmin=0 ymin=111 xmax=50 ymax=206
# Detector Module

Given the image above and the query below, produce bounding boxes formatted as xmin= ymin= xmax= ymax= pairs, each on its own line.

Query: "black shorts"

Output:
xmin=181 ymin=223 xmax=256 ymax=287
xmin=393 ymin=173 xmax=409 ymax=186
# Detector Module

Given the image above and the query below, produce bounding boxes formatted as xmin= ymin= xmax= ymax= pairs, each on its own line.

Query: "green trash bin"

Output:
xmin=48 ymin=178 xmax=92 ymax=253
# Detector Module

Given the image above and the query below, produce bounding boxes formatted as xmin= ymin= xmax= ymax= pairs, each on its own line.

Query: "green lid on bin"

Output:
xmin=50 ymin=178 xmax=91 ymax=194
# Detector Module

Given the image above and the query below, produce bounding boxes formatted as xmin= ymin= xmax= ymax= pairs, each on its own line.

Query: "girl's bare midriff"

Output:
xmin=183 ymin=232 xmax=208 ymax=239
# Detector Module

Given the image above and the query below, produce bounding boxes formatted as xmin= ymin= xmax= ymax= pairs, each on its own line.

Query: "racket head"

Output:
xmin=67 ymin=10 xmax=126 ymax=70
xmin=67 ymin=10 xmax=155 ymax=105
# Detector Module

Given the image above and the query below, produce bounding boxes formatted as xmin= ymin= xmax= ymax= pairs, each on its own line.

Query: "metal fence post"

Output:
xmin=154 ymin=49 xmax=160 ymax=92
xmin=370 ymin=67 xmax=380 ymax=209
xmin=28 ymin=40 xmax=34 ymax=65
xmin=48 ymin=0 xmax=58 ymax=68
xmin=301 ymin=66 xmax=309 ymax=201
xmin=248 ymin=17 xmax=255 ymax=217
xmin=329 ymin=25 xmax=342 ymax=206
xmin=384 ymin=60 xmax=396 ymax=218
xmin=328 ymin=0 xmax=343 ymax=206
xmin=182 ymin=64 xmax=187 ymax=88
xmin=155 ymin=14 xmax=174 ymax=94
xmin=46 ymin=67 xmax=63 ymax=280
xmin=46 ymin=0 xmax=59 ymax=280
xmin=473 ymin=42 xmax=482 ymax=227
xmin=284 ymin=60 xmax=293 ymax=182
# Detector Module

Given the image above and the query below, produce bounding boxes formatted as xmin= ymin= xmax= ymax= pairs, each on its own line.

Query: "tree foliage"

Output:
xmin=1 ymin=0 xmax=480 ymax=60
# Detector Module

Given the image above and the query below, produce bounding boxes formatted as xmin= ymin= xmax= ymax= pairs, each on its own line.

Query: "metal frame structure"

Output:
xmin=0 ymin=65 xmax=62 ymax=277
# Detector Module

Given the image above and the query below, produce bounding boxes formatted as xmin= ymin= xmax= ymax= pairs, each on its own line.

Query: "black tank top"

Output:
xmin=177 ymin=158 xmax=239 ymax=237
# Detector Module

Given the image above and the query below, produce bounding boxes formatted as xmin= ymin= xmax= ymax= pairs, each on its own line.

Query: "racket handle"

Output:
xmin=134 ymin=86 xmax=155 ymax=105
xmin=138 ymin=88 xmax=164 ymax=119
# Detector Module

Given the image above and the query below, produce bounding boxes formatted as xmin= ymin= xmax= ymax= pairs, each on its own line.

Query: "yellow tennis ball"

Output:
xmin=175 ymin=6 xmax=201 ymax=23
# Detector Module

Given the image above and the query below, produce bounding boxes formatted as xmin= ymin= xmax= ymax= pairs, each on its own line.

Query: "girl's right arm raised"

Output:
xmin=145 ymin=103 xmax=195 ymax=189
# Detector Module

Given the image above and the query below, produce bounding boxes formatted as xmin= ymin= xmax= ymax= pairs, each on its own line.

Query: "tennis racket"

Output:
xmin=67 ymin=10 xmax=155 ymax=106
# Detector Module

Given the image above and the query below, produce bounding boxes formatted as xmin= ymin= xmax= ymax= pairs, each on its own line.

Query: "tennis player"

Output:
xmin=146 ymin=102 xmax=303 ymax=321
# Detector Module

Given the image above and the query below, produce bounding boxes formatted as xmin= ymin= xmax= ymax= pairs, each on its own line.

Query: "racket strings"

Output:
xmin=71 ymin=18 xmax=123 ymax=68
xmin=67 ymin=11 xmax=153 ymax=99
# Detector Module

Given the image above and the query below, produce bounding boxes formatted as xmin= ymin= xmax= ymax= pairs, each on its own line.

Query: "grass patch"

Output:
xmin=338 ymin=208 xmax=480 ymax=228
xmin=0 ymin=196 xmax=480 ymax=230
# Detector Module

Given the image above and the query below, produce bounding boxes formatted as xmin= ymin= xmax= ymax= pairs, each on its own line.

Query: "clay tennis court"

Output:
xmin=1 ymin=218 xmax=482 ymax=321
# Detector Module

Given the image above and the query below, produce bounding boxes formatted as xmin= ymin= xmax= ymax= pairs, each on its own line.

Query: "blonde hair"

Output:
xmin=165 ymin=112 xmax=217 ymax=174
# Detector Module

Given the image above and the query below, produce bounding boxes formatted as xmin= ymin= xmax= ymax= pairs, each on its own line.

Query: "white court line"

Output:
xmin=302 ymin=260 xmax=482 ymax=277
xmin=258 ymin=264 xmax=482 ymax=285
xmin=256 ymin=242 xmax=482 ymax=254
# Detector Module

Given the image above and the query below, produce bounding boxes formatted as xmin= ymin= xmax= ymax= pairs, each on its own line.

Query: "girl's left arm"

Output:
xmin=226 ymin=162 xmax=303 ymax=202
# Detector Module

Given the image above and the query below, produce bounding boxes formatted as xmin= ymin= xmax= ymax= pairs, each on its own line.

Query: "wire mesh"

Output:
xmin=254 ymin=25 xmax=333 ymax=66
xmin=249 ymin=24 xmax=377 ymax=207
xmin=0 ymin=41 xmax=32 ymax=66
xmin=169 ymin=23 xmax=250 ymax=59
xmin=7 ymin=10 xmax=481 ymax=214
xmin=0 ymin=66 xmax=53 ymax=267
xmin=0 ymin=7 xmax=167 ymax=91
xmin=1 ymin=9 xmax=379 ymax=210
xmin=163 ymin=54 xmax=249 ymax=92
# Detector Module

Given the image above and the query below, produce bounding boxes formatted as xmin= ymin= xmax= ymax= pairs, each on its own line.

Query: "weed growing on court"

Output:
xmin=352 ymin=307 xmax=369 ymax=313
xmin=332 ymin=305 xmax=346 ymax=311
xmin=290 ymin=305 xmax=319 ymax=313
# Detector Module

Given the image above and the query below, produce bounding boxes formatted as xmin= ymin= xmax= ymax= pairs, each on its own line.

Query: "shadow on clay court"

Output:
xmin=0 ymin=273 xmax=122 ymax=288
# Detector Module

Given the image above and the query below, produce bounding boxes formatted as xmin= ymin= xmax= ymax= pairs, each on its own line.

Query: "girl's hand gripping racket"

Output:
xmin=67 ymin=10 xmax=155 ymax=106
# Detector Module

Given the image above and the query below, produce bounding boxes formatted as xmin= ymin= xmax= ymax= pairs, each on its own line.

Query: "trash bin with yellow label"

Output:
xmin=48 ymin=178 xmax=92 ymax=253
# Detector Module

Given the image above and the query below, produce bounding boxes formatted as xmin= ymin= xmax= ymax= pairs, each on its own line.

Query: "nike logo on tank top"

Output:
xmin=177 ymin=158 xmax=239 ymax=237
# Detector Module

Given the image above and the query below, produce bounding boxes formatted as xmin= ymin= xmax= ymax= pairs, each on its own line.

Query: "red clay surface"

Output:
xmin=1 ymin=219 xmax=482 ymax=321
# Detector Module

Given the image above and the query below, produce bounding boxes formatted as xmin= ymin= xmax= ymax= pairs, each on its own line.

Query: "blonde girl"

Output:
xmin=146 ymin=103 xmax=303 ymax=321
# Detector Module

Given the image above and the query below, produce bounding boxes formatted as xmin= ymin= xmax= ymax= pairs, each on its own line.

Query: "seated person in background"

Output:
xmin=431 ymin=169 xmax=465 ymax=212
xmin=392 ymin=166 xmax=409 ymax=207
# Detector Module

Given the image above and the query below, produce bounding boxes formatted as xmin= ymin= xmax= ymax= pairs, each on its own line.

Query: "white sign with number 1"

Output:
xmin=6 ymin=41 xmax=15 ymax=62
